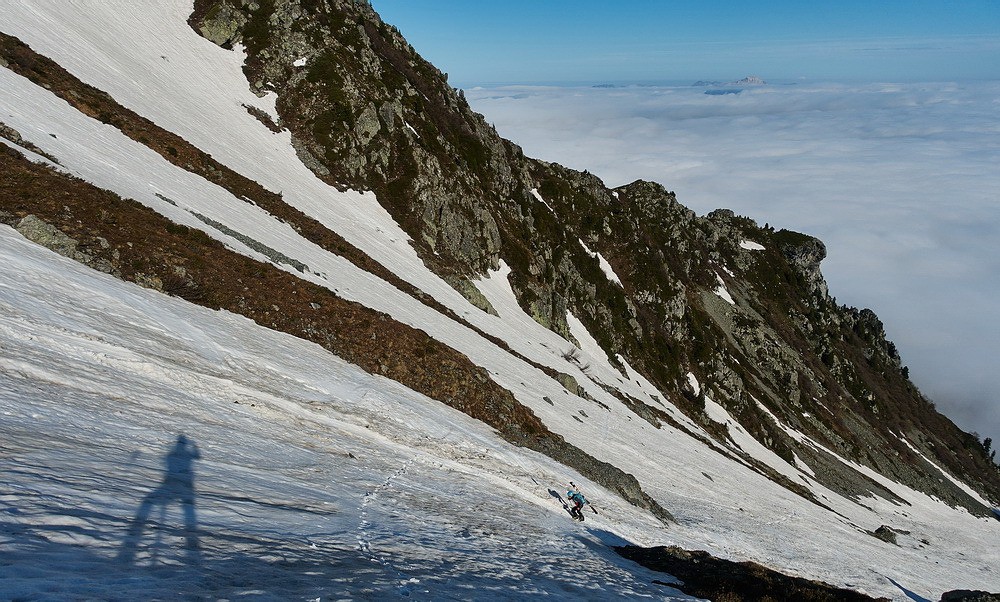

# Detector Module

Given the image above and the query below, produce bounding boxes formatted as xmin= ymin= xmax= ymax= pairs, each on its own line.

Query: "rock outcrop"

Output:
xmin=181 ymin=0 xmax=1000 ymax=512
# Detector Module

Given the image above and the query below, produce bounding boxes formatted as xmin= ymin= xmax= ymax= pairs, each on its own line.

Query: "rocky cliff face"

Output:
xmin=180 ymin=0 xmax=1000 ymax=512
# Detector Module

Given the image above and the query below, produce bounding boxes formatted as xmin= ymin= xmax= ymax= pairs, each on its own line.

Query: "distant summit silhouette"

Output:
xmin=693 ymin=75 xmax=767 ymax=86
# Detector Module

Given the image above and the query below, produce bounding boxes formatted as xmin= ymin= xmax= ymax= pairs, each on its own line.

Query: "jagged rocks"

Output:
xmin=776 ymin=228 xmax=829 ymax=299
xmin=940 ymin=591 xmax=1000 ymax=602
xmin=617 ymin=545 xmax=890 ymax=601
xmin=193 ymin=0 xmax=514 ymax=276
xmin=870 ymin=525 xmax=898 ymax=545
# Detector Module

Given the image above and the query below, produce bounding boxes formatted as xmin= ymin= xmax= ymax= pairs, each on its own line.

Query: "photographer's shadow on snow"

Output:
xmin=118 ymin=434 xmax=202 ymax=567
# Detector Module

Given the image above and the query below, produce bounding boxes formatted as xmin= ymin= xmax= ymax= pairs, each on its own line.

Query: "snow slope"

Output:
xmin=2 ymin=1 xmax=999 ymax=599
xmin=0 ymin=227 xmax=679 ymax=600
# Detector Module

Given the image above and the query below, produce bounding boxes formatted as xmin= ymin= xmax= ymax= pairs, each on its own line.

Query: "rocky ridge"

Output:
xmin=182 ymin=0 xmax=1000 ymax=512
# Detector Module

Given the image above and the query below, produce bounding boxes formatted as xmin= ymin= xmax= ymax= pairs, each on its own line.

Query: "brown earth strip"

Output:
xmin=0 ymin=142 xmax=672 ymax=523
xmin=0 ymin=30 xmax=563 ymax=389
xmin=617 ymin=545 xmax=890 ymax=602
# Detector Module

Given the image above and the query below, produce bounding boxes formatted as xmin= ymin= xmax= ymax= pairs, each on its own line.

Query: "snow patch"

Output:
xmin=895 ymin=433 xmax=993 ymax=508
xmin=705 ymin=397 xmax=810 ymax=483
xmin=703 ymin=397 xmax=729 ymax=425
xmin=579 ymin=239 xmax=623 ymax=287
xmin=714 ymin=274 xmax=735 ymax=305
xmin=565 ymin=311 xmax=612 ymax=372
xmin=529 ymin=187 xmax=555 ymax=213
xmin=740 ymin=240 xmax=766 ymax=251
xmin=686 ymin=372 xmax=701 ymax=396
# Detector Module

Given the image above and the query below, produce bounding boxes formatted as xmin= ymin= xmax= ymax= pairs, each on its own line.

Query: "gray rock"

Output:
xmin=871 ymin=525 xmax=897 ymax=545
xmin=290 ymin=135 xmax=330 ymax=177
xmin=444 ymin=275 xmax=497 ymax=316
xmin=780 ymin=233 xmax=829 ymax=298
xmin=16 ymin=215 xmax=79 ymax=258
xmin=197 ymin=4 xmax=244 ymax=46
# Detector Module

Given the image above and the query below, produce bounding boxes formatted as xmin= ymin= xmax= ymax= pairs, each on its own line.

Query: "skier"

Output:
xmin=566 ymin=484 xmax=588 ymax=521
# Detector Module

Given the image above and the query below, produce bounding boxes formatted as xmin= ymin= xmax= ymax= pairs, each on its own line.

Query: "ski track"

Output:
xmin=357 ymin=458 xmax=412 ymax=585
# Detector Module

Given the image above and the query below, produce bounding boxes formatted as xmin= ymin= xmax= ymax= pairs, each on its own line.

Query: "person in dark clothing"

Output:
xmin=567 ymin=484 xmax=588 ymax=521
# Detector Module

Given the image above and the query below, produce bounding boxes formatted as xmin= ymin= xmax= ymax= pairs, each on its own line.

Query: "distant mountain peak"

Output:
xmin=693 ymin=75 xmax=767 ymax=87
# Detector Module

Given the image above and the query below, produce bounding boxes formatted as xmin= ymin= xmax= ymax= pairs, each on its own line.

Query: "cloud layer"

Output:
xmin=467 ymin=81 xmax=1000 ymax=445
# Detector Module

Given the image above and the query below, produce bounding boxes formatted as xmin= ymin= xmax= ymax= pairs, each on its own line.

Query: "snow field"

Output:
xmin=0 ymin=23 xmax=685 ymax=482
xmin=0 ymin=227 xmax=683 ymax=600
xmin=0 ymin=63 xmax=692 ymax=532
xmin=0 ymin=1 xmax=998 ymax=598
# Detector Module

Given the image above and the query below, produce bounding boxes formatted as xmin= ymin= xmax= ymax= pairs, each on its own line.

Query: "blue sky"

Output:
xmin=371 ymin=0 xmax=1000 ymax=85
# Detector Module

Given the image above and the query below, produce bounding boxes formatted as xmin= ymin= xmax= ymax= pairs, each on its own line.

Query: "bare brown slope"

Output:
xmin=0 ymin=142 xmax=671 ymax=523
xmin=0 ymin=29 xmax=571 ymax=388
xmin=617 ymin=545 xmax=890 ymax=602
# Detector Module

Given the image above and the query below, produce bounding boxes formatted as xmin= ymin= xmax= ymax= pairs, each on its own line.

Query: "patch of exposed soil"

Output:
xmin=0 ymin=142 xmax=672 ymax=523
xmin=616 ymin=545 xmax=890 ymax=602
xmin=0 ymin=29 xmax=561 ymax=392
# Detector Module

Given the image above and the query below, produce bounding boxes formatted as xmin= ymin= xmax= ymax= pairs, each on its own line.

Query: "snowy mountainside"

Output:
xmin=1 ymin=0 xmax=999 ymax=599
xmin=2 ymin=215 xmax=996 ymax=600
xmin=0 ymin=228 xmax=674 ymax=600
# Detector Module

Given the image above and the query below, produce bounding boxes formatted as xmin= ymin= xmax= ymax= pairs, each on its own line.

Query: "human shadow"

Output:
xmin=885 ymin=576 xmax=932 ymax=602
xmin=118 ymin=434 xmax=202 ymax=567
xmin=584 ymin=527 xmax=633 ymax=548
xmin=549 ymin=488 xmax=575 ymax=519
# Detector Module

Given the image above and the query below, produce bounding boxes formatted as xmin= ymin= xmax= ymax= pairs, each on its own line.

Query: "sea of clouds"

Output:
xmin=467 ymin=80 xmax=1000 ymax=448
